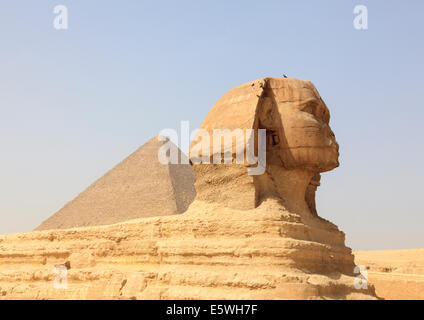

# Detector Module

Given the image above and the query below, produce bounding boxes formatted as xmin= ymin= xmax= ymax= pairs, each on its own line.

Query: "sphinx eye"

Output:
xmin=317 ymin=106 xmax=325 ymax=118
xmin=322 ymin=108 xmax=330 ymax=123
xmin=301 ymin=102 xmax=316 ymax=114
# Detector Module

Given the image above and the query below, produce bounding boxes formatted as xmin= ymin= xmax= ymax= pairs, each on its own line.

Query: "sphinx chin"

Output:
xmin=310 ymin=157 xmax=340 ymax=173
xmin=284 ymin=146 xmax=339 ymax=173
xmin=317 ymin=153 xmax=340 ymax=173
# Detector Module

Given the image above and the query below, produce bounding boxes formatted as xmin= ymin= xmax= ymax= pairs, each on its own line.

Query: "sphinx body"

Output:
xmin=0 ymin=78 xmax=378 ymax=300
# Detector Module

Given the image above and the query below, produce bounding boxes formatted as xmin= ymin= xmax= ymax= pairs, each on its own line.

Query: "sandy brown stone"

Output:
xmin=35 ymin=136 xmax=196 ymax=230
xmin=0 ymin=200 xmax=377 ymax=300
xmin=0 ymin=78 xmax=379 ymax=299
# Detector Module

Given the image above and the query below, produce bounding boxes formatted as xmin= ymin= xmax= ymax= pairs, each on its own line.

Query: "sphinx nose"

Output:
xmin=327 ymin=126 xmax=335 ymax=138
xmin=326 ymin=127 xmax=339 ymax=151
xmin=333 ymin=140 xmax=339 ymax=152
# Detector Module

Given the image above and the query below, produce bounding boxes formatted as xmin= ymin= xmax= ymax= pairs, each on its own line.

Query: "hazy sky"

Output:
xmin=0 ymin=1 xmax=423 ymax=250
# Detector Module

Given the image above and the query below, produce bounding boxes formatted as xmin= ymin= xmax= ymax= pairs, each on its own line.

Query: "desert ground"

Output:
xmin=354 ymin=249 xmax=424 ymax=300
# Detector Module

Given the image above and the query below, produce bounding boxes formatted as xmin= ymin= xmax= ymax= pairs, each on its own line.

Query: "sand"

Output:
xmin=354 ymin=249 xmax=424 ymax=300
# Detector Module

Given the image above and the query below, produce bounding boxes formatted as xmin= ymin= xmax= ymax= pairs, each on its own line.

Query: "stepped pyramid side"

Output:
xmin=35 ymin=137 xmax=196 ymax=230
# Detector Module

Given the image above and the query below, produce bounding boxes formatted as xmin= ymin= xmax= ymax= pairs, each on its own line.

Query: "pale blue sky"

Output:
xmin=0 ymin=1 xmax=423 ymax=250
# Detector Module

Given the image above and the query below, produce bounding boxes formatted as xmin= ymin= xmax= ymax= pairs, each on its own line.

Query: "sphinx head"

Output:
xmin=190 ymin=77 xmax=339 ymax=214
xmin=258 ymin=78 xmax=339 ymax=172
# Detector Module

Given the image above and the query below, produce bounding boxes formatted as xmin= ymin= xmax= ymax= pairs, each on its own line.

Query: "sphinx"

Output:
xmin=0 ymin=78 xmax=378 ymax=300
xmin=190 ymin=77 xmax=338 ymax=215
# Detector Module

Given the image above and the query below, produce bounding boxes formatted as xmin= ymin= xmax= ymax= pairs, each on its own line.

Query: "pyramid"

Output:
xmin=35 ymin=136 xmax=196 ymax=230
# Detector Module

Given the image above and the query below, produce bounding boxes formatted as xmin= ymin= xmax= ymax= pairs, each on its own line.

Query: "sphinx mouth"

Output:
xmin=332 ymin=148 xmax=340 ymax=161
xmin=329 ymin=139 xmax=339 ymax=153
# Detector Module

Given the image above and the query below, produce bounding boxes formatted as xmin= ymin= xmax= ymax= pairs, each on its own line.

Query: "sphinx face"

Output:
xmin=189 ymin=77 xmax=339 ymax=211
xmin=272 ymin=81 xmax=339 ymax=172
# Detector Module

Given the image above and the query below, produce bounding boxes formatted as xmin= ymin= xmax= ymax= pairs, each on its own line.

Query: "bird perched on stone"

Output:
xmin=283 ymin=74 xmax=288 ymax=78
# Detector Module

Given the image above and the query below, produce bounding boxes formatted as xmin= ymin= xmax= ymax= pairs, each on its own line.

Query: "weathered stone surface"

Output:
xmin=36 ymin=136 xmax=196 ymax=230
xmin=0 ymin=200 xmax=376 ymax=299
xmin=190 ymin=78 xmax=339 ymax=211
xmin=0 ymin=78 xmax=378 ymax=299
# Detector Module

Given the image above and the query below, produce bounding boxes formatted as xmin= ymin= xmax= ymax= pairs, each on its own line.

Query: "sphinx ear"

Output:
xmin=254 ymin=92 xmax=291 ymax=169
